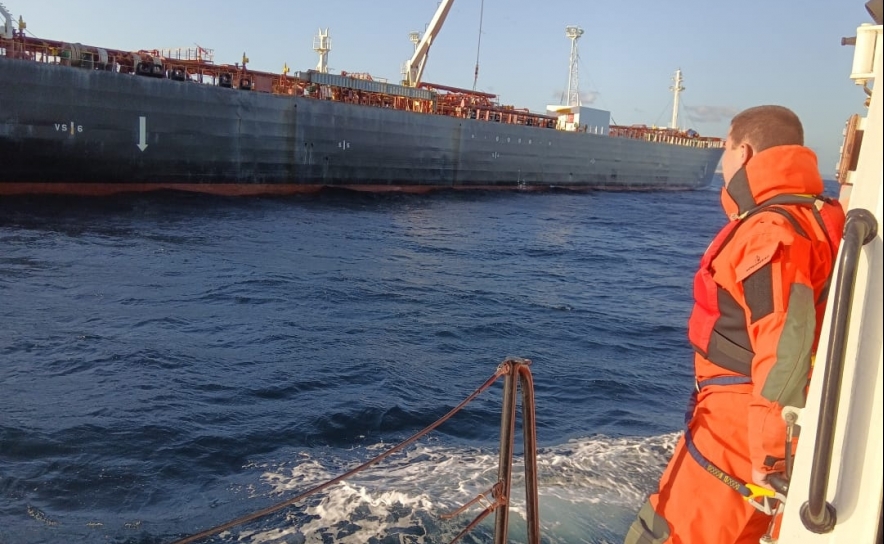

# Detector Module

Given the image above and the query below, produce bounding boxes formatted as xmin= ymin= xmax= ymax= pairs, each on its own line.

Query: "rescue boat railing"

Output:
xmin=493 ymin=358 xmax=541 ymax=544
xmin=168 ymin=357 xmax=541 ymax=544
xmin=800 ymin=207 xmax=878 ymax=533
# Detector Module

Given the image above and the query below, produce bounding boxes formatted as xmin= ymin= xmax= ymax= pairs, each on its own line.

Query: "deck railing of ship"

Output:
xmin=2 ymin=34 xmax=723 ymax=147
xmin=610 ymin=125 xmax=725 ymax=148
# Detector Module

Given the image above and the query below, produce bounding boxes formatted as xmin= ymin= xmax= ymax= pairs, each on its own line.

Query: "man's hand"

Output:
xmin=751 ymin=468 xmax=774 ymax=491
xmin=746 ymin=468 xmax=787 ymax=516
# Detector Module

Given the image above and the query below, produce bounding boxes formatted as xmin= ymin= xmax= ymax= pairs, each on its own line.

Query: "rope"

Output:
xmin=472 ymin=0 xmax=485 ymax=91
xmin=168 ymin=365 xmax=509 ymax=544
xmin=678 ymin=97 xmax=699 ymax=128
xmin=576 ymin=56 xmax=608 ymax=112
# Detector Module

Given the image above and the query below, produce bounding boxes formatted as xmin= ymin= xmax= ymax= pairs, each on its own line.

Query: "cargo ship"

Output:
xmin=0 ymin=2 xmax=724 ymax=196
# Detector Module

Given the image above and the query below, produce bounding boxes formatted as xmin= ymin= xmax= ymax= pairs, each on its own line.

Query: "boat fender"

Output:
xmin=219 ymin=73 xmax=233 ymax=88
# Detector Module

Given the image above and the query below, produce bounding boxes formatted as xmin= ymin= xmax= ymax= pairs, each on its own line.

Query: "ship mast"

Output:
xmin=403 ymin=0 xmax=456 ymax=87
xmin=565 ymin=26 xmax=584 ymax=107
xmin=670 ymin=68 xmax=684 ymax=130
xmin=313 ymin=28 xmax=331 ymax=73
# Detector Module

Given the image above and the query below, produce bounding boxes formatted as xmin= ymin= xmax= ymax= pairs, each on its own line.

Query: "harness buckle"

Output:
xmin=745 ymin=484 xmax=787 ymax=516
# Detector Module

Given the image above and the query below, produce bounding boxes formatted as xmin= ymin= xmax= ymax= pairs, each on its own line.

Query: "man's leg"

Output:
xmin=625 ymin=393 xmax=775 ymax=543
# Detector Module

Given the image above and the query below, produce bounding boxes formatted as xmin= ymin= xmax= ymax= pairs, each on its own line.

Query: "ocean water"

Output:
xmin=0 ymin=180 xmax=727 ymax=544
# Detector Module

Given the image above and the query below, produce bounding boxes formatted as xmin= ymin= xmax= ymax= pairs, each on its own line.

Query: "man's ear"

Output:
xmin=739 ymin=142 xmax=754 ymax=166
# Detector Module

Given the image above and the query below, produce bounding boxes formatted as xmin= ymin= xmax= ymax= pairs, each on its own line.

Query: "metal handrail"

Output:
xmin=493 ymin=358 xmax=540 ymax=544
xmin=800 ymin=208 xmax=878 ymax=533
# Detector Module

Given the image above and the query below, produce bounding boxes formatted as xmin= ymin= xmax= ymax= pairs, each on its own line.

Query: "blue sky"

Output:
xmin=12 ymin=0 xmax=873 ymax=175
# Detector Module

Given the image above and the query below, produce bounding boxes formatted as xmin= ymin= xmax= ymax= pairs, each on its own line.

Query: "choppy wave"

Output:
xmin=1 ymin=186 xmax=722 ymax=543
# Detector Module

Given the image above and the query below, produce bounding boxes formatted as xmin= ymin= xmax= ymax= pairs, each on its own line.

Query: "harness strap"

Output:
xmin=684 ymin=427 xmax=784 ymax=516
xmin=684 ymin=376 xmax=754 ymax=498
xmin=684 ymin=427 xmax=753 ymax=498
xmin=697 ymin=376 xmax=753 ymax=389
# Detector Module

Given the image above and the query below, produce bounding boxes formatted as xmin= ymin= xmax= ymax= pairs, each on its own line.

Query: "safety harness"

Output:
xmin=687 ymin=194 xmax=842 ymax=376
xmin=683 ymin=193 xmax=842 ymax=514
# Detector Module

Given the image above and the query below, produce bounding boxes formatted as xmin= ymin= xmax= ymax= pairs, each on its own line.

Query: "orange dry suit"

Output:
xmin=624 ymin=145 xmax=845 ymax=544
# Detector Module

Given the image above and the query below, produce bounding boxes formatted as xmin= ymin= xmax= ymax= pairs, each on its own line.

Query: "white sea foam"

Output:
xmin=236 ymin=432 xmax=680 ymax=543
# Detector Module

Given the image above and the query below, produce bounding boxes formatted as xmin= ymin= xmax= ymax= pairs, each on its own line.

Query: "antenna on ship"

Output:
xmin=0 ymin=3 xmax=14 ymax=39
xmin=313 ymin=28 xmax=331 ymax=73
xmin=565 ymin=26 xmax=584 ymax=107
xmin=670 ymin=68 xmax=685 ymax=130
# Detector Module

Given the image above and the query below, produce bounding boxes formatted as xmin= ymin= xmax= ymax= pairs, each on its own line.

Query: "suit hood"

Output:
xmin=721 ymin=145 xmax=824 ymax=219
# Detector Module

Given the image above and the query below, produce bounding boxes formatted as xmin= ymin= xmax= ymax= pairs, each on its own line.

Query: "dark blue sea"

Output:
xmin=1 ymin=180 xmax=729 ymax=544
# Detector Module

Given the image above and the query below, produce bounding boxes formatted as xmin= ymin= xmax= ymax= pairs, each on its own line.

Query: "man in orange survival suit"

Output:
xmin=624 ymin=105 xmax=845 ymax=544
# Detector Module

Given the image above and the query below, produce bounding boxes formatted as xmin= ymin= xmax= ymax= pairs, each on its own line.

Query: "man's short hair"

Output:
xmin=728 ymin=105 xmax=804 ymax=151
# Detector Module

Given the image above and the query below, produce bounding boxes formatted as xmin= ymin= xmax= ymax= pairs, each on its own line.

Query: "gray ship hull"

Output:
xmin=0 ymin=58 xmax=723 ymax=195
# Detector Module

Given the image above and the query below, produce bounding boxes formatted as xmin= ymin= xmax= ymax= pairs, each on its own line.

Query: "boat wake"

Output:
xmin=230 ymin=432 xmax=678 ymax=543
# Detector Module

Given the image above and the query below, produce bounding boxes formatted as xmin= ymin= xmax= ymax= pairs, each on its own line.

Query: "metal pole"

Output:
xmin=518 ymin=364 xmax=541 ymax=544
xmin=493 ymin=362 xmax=517 ymax=544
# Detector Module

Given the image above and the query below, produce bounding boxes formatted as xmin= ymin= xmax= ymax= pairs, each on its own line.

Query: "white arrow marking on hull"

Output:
xmin=137 ymin=116 xmax=148 ymax=152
